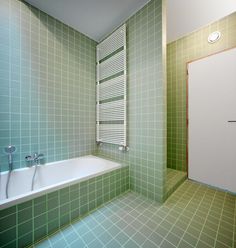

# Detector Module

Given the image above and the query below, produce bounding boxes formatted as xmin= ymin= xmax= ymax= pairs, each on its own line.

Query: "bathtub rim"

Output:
xmin=0 ymin=155 xmax=123 ymax=210
xmin=0 ymin=155 xmax=120 ymax=175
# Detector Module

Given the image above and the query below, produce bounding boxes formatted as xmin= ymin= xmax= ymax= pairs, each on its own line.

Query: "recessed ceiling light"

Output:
xmin=208 ymin=31 xmax=221 ymax=44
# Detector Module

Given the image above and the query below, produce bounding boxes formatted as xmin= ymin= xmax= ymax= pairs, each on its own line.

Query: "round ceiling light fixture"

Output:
xmin=208 ymin=31 xmax=221 ymax=44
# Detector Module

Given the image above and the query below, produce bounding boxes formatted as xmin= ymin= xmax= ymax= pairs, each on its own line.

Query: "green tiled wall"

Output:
xmin=96 ymin=0 xmax=167 ymax=202
xmin=0 ymin=166 xmax=129 ymax=248
xmin=0 ymin=0 xmax=97 ymax=172
xmin=1 ymin=0 xmax=168 ymax=202
xmin=167 ymin=12 xmax=236 ymax=171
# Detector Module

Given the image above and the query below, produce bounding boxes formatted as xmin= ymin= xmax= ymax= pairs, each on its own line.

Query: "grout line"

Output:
xmin=213 ymin=193 xmax=227 ymax=248
xmin=234 ymin=197 xmax=236 ymax=248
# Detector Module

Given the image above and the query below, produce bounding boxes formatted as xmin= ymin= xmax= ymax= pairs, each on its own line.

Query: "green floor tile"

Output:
xmin=70 ymin=238 xmax=86 ymax=248
xmin=182 ymin=233 xmax=198 ymax=247
xmin=148 ymin=232 xmax=163 ymax=245
xmin=106 ymin=239 xmax=122 ymax=248
xmin=87 ymin=239 xmax=104 ymax=248
xmin=51 ymin=238 xmax=67 ymax=248
xmin=160 ymin=240 xmax=176 ymax=248
xmin=142 ymin=239 xmax=158 ymax=248
xmin=98 ymin=232 xmax=113 ymax=245
xmin=115 ymin=231 xmax=130 ymax=245
xmin=166 ymin=232 xmax=181 ymax=246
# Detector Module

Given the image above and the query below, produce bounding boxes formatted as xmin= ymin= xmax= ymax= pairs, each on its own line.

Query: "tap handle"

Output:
xmin=25 ymin=155 xmax=33 ymax=162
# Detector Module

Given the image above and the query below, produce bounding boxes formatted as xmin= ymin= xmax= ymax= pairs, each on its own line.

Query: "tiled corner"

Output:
xmin=165 ymin=168 xmax=187 ymax=199
xmin=97 ymin=0 xmax=167 ymax=203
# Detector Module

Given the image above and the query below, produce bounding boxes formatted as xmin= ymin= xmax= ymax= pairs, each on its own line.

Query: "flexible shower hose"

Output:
xmin=6 ymin=170 xmax=12 ymax=198
xmin=31 ymin=164 xmax=38 ymax=191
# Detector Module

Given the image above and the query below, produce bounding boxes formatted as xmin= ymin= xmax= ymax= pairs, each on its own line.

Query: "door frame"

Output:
xmin=186 ymin=46 xmax=236 ymax=179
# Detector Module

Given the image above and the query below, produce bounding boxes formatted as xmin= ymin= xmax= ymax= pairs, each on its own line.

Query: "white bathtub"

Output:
xmin=0 ymin=155 xmax=121 ymax=210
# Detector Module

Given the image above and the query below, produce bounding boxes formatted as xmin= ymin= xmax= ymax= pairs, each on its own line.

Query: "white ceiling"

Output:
xmin=26 ymin=0 xmax=236 ymax=43
xmin=26 ymin=0 xmax=150 ymax=42
xmin=167 ymin=0 xmax=236 ymax=43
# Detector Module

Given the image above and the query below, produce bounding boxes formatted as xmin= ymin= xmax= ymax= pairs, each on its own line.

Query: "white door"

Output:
xmin=188 ymin=48 xmax=236 ymax=193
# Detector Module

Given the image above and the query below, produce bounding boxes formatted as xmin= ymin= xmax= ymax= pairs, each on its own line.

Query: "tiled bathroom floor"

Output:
xmin=34 ymin=180 xmax=235 ymax=248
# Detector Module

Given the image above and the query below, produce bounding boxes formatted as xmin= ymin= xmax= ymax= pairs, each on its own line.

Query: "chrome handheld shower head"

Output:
xmin=4 ymin=145 xmax=16 ymax=171
xmin=4 ymin=145 xmax=16 ymax=154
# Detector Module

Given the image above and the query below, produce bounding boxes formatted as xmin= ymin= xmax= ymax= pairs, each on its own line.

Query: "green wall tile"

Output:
xmin=0 ymin=227 xmax=16 ymax=248
xmin=18 ymin=232 xmax=33 ymax=248
xmin=18 ymin=207 xmax=32 ymax=223
xmin=0 ymin=205 xmax=16 ymax=219
xmin=0 ymin=0 xmax=97 ymax=172
xmin=0 ymin=213 xmax=16 ymax=232
xmin=18 ymin=219 xmax=33 ymax=237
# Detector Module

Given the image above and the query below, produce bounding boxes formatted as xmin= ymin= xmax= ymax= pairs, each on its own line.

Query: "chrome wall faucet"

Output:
xmin=25 ymin=152 xmax=44 ymax=191
xmin=25 ymin=152 xmax=44 ymax=165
